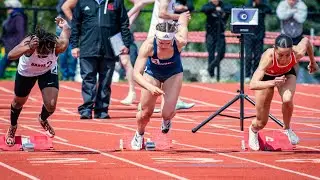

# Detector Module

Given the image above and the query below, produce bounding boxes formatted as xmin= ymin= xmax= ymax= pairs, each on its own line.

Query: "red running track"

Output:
xmin=0 ymin=81 xmax=320 ymax=179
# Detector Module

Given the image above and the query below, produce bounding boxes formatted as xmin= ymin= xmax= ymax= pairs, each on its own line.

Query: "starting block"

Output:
xmin=29 ymin=135 xmax=53 ymax=150
xmin=0 ymin=136 xmax=23 ymax=151
xmin=118 ymin=130 xmax=173 ymax=151
xmin=244 ymin=129 xmax=294 ymax=151
xmin=145 ymin=139 xmax=156 ymax=151
xmin=0 ymin=135 xmax=53 ymax=151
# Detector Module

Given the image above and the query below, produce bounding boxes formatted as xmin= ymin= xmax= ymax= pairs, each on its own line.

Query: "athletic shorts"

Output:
xmin=262 ymin=68 xmax=297 ymax=81
xmin=145 ymin=66 xmax=183 ymax=83
xmin=14 ymin=70 xmax=59 ymax=97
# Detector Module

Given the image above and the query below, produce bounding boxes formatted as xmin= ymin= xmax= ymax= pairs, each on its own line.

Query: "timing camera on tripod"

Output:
xmin=192 ymin=8 xmax=284 ymax=133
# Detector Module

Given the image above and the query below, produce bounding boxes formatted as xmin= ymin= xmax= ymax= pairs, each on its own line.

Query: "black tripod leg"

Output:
xmin=192 ymin=95 xmax=240 ymax=133
xmin=244 ymin=95 xmax=255 ymax=105
xmin=244 ymin=95 xmax=284 ymax=127
xmin=240 ymin=94 xmax=244 ymax=131
xmin=268 ymin=114 xmax=284 ymax=127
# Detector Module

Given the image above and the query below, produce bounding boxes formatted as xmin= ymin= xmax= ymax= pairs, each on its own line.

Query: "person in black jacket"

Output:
xmin=70 ymin=0 xmax=131 ymax=119
xmin=244 ymin=0 xmax=272 ymax=82
xmin=201 ymin=0 xmax=231 ymax=80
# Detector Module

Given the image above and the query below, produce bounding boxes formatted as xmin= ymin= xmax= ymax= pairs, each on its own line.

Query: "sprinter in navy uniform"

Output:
xmin=130 ymin=12 xmax=190 ymax=150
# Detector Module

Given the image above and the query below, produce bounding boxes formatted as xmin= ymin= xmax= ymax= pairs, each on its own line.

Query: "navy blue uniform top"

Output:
xmin=144 ymin=38 xmax=183 ymax=83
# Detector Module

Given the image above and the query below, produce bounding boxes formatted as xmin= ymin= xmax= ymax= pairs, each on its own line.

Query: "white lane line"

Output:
xmin=296 ymin=92 xmax=320 ymax=98
xmin=27 ymin=125 xmax=120 ymax=136
xmin=0 ymin=87 xmax=37 ymax=101
xmin=174 ymin=141 xmax=320 ymax=180
xmin=0 ymin=162 xmax=40 ymax=180
xmin=112 ymin=83 xmax=239 ymax=112
xmin=54 ymin=141 xmax=189 ymax=180
xmin=60 ymin=85 xmax=120 ymax=103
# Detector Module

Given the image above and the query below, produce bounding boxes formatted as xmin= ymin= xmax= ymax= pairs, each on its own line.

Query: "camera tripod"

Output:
xmin=192 ymin=34 xmax=284 ymax=133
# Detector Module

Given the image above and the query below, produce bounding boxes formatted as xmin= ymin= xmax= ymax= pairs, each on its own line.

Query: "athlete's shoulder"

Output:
xmin=140 ymin=37 xmax=154 ymax=56
xmin=263 ymin=48 xmax=274 ymax=59
xmin=259 ymin=48 xmax=273 ymax=68
xmin=143 ymin=37 xmax=154 ymax=48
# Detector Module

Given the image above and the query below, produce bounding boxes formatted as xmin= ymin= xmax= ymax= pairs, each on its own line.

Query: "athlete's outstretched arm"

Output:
xmin=293 ymin=37 xmax=319 ymax=73
xmin=8 ymin=36 xmax=37 ymax=60
xmin=159 ymin=0 xmax=180 ymax=20
xmin=61 ymin=0 xmax=78 ymax=22
xmin=128 ymin=0 xmax=154 ymax=25
xmin=294 ymin=37 xmax=314 ymax=61
xmin=294 ymin=37 xmax=319 ymax=73
xmin=175 ymin=11 xmax=190 ymax=50
xmin=249 ymin=49 xmax=286 ymax=90
xmin=55 ymin=17 xmax=71 ymax=54
xmin=128 ymin=0 xmax=154 ymax=17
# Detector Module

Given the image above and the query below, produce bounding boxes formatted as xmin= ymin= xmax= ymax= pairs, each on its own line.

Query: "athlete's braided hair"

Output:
xmin=28 ymin=25 xmax=58 ymax=55
xmin=156 ymin=22 xmax=177 ymax=33
xmin=275 ymin=34 xmax=293 ymax=48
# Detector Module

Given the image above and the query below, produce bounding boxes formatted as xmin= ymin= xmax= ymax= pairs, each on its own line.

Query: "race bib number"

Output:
xmin=51 ymin=64 xmax=58 ymax=75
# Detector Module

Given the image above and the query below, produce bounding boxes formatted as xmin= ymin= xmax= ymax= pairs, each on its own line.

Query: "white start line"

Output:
xmin=27 ymin=157 xmax=96 ymax=164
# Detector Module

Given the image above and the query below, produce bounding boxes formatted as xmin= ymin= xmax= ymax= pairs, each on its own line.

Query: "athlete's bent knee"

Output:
xmin=12 ymin=101 xmax=24 ymax=109
xmin=44 ymin=100 xmax=56 ymax=113
xmin=282 ymin=91 xmax=294 ymax=104
xmin=282 ymin=97 xmax=293 ymax=105
xmin=162 ymin=110 xmax=176 ymax=120
xmin=12 ymin=97 xmax=26 ymax=109
xmin=140 ymin=109 xmax=153 ymax=120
